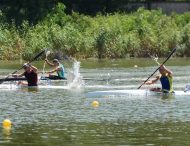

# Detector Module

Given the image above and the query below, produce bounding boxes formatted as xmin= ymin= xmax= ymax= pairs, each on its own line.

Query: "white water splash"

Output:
xmin=67 ymin=61 xmax=84 ymax=88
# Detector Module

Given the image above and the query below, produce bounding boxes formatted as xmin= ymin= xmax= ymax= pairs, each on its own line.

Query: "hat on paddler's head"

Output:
xmin=159 ymin=65 xmax=166 ymax=74
xmin=53 ymin=59 xmax=59 ymax=63
xmin=159 ymin=65 xmax=165 ymax=71
xmin=23 ymin=63 xmax=30 ymax=69
xmin=159 ymin=67 xmax=164 ymax=71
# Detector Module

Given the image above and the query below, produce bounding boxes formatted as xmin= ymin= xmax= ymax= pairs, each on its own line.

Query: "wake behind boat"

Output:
xmin=0 ymin=76 xmax=108 ymax=82
xmin=0 ymin=83 xmax=75 ymax=90
xmin=86 ymin=89 xmax=190 ymax=97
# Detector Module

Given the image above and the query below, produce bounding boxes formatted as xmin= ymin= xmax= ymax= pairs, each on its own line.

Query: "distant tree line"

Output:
xmin=0 ymin=0 xmax=189 ymax=25
xmin=0 ymin=1 xmax=189 ymax=60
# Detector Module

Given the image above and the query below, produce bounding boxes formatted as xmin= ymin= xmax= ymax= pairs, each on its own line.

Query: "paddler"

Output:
xmin=44 ymin=58 xmax=65 ymax=79
xmin=145 ymin=65 xmax=174 ymax=93
xmin=12 ymin=63 xmax=38 ymax=86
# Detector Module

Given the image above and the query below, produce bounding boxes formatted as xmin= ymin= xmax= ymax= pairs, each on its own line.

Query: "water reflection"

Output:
xmin=20 ymin=87 xmax=39 ymax=93
xmin=2 ymin=127 xmax=12 ymax=138
xmin=1 ymin=121 xmax=189 ymax=145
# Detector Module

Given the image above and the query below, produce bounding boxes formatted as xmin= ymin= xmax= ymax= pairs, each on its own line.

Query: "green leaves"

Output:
xmin=0 ymin=6 xmax=190 ymax=60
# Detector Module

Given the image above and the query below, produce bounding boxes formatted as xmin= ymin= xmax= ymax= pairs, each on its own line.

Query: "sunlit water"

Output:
xmin=0 ymin=59 xmax=190 ymax=145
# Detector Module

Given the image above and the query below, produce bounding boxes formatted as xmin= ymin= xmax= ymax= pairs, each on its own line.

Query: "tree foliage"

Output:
xmin=0 ymin=3 xmax=189 ymax=60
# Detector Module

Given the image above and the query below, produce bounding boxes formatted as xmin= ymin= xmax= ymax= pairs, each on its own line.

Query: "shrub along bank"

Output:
xmin=0 ymin=3 xmax=190 ymax=60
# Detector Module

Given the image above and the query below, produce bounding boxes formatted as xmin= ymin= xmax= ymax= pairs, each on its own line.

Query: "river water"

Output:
xmin=0 ymin=58 xmax=190 ymax=145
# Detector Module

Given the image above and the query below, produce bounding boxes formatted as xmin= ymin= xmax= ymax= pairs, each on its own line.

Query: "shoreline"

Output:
xmin=0 ymin=57 xmax=190 ymax=69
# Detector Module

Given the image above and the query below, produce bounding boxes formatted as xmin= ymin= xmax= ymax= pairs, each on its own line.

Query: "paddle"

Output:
xmin=0 ymin=49 xmax=46 ymax=84
xmin=42 ymin=50 xmax=51 ymax=74
xmin=137 ymin=48 xmax=176 ymax=89
xmin=148 ymin=53 xmax=160 ymax=66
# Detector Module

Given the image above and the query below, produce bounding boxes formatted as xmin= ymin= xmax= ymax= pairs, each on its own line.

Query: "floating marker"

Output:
xmin=2 ymin=119 xmax=12 ymax=128
xmin=134 ymin=65 xmax=138 ymax=68
xmin=91 ymin=101 xmax=99 ymax=107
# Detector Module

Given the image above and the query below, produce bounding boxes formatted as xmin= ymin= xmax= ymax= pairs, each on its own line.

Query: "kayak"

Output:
xmin=0 ymin=77 xmax=67 ymax=82
xmin=86 ymin=89 xmax=190 ymax=97
xmin=0 ymin=77 xmax=106 ymax=82
xmin=0 ymin=77 xmax=27 ymax=82
xmin=0 ymin=84 xmax=76 ymax=90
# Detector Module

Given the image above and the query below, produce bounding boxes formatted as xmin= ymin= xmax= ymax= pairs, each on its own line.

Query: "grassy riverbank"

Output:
xmin=0 ymin=3 xmax=190 ymax=60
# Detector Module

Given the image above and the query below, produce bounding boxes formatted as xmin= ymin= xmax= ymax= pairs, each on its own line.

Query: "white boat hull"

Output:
xmin=0 ymin=84 xmax=75 ymax=90
xmin=86 ymin=89 xmax=190 ymax=97
xmin=1 ymin=83 xmax=190 ymax=97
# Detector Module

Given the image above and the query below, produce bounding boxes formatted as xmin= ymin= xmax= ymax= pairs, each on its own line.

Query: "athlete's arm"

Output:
xmin=45 ymin=59 xmax=54 ymax=66
xmin=145 ymin=75 xmax=160 ymax=85
xmin=30 ymin=65 xmax=38 ymax=73
xmin=56 ymin=66 xmax=63 ymax=71
xmin=12 ymin=72 xmax=25 ymax=78
xmin=46 ymin=66 xmax=62 ymax=74
xmin=46 ymin=69 xmax=57 ymax=74
xmin=160 ymin=65 xmax=173 ymax=76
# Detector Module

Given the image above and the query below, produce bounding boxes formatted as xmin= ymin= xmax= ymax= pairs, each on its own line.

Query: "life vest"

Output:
xmin=160 ymin=75 xmax=173 ymax=93
xmin=24 ymin=70 xmax=38 ymax=86
xmin=57 ymin=64 xmax=65 ymax=78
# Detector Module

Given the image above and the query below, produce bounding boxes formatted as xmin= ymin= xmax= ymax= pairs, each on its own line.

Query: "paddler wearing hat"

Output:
xmin=44 ymin=58 xmax=65 ymax=79
xmin=12 ymin=63 xmax=38 ymax=86
xmin=145 ymin=65 xmax=174 ymax=93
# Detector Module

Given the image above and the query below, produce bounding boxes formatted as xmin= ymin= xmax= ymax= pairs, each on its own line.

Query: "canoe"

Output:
xmin=86 ymin=89 xmax=190 ymax=97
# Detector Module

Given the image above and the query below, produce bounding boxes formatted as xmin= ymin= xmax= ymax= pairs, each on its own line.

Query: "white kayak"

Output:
xmin=0 ymin=84 xmax=79 ymax=90
xmin=86 ymin=89 xmax=190 ymax=97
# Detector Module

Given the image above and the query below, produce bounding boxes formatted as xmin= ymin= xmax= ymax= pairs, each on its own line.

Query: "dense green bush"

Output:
xmin=0 ymin=22 xmax=24 ymax=60
xmin=0 ymin=4 xmax=190 ymax=60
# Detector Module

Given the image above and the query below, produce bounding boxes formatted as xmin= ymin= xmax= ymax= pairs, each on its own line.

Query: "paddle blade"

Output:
xmin=161 ymin=48 xmax=176 ymax=65
xmin=30 ymin=49 xmax=46 ymax=63
xmin=44 ymin=48 xmax=50 ymax=56
xmin=46 ymin=51 xmax=51 ymax=57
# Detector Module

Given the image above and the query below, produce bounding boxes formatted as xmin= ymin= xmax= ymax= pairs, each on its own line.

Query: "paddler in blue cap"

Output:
xmin=12 ymin=63 xmax=38 ymax=86
xmin=44 ymin=58 xmax=65 ymax=79
xmin=145 ymin=65 xmax=174 ymax=93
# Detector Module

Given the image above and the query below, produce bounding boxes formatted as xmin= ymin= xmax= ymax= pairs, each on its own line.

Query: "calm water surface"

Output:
xmin=0 ymin=58 xmax=190 ymax=146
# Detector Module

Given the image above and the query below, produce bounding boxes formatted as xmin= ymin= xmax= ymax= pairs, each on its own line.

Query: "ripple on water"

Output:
xmin=0 ymin=66 xmax=190 ymax=145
